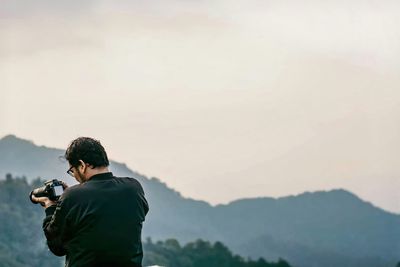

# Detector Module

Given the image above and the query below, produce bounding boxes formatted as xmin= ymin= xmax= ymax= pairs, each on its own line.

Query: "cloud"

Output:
xmin=1 ymin=0 xmax=400 ymax=212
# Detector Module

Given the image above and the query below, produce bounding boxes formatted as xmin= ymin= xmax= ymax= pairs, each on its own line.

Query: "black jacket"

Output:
xmin=43 ymin=172 xmax=149 ymax=267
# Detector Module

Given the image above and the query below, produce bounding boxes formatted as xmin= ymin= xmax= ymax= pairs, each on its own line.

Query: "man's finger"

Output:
xmin=31 ymin=196 xmax=49 ymax=203
xmin=61 ymin=181 xmax=69 ymax=190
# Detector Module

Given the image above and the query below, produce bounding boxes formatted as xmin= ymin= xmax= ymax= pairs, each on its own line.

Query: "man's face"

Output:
xmin=68 ymin=165 xmax=86 ymax=184
xmin=75 ymin=167 xmax=86 ymax=184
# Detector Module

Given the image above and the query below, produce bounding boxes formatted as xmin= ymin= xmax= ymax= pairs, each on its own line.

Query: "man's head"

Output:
xmin=65 ymin=137 xmax=110 ymax=183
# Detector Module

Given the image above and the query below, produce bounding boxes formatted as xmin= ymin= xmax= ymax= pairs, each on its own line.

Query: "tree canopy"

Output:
xmin=0 ymin=174 xmax=293 ymax=267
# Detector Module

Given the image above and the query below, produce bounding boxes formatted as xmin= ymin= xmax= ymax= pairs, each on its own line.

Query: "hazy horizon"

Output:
xmin=1 ymin=1 xmax=400 ymax=213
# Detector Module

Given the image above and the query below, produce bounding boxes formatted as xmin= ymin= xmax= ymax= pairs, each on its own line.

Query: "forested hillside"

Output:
xmin=0 ymin=174 xmax=292 ymax=267
xmin=0 ymin=174 xmax=61 ymax=267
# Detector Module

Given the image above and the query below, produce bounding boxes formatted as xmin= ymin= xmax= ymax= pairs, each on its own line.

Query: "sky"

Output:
xmin=1 ymin=0 xmax=400 ymax=213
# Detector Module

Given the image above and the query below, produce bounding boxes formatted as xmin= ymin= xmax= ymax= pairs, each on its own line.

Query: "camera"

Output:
xmin=30 ymin=179 xmax=64 ymax=204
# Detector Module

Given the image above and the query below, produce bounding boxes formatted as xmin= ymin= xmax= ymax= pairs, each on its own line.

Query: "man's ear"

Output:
xmin=78 ymin=160 xmax=86 ymax=172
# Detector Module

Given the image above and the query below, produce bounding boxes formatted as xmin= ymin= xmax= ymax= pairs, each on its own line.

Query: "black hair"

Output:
xmin=64 ymin=137 xmax=109 ymax=168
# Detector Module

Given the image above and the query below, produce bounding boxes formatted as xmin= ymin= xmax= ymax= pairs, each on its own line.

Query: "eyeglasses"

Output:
xmin=67 ymin=166 xmax=74 ymax=177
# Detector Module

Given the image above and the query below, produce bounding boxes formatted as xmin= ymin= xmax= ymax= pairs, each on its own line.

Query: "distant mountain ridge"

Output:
xmin=0 ymin=135 xmax=399 ymax=267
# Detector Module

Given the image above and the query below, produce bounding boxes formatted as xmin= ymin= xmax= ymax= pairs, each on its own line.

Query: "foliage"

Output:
xmin=143 ymin=238 xmax=292 ymax=267
xmin=0 ymin=174 xmax=292 ymax=267
xmin=0 ymin=174 xmax=63 ymax=267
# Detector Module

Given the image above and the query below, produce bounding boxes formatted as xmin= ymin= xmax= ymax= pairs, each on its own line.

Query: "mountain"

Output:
xmin=213 ymin=191 xmax=400 ymax=267
xmin=0 ymin=135 xmax=399 ymax=267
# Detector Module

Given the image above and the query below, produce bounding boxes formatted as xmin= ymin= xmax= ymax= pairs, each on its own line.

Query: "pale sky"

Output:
xmin=1 ymin=0 xmax=400 ymax=213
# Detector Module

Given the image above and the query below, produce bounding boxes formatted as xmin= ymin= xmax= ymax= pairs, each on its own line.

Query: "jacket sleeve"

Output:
xmin=137 ymin=181 xmax=149 ymax=218
xmin=42 ymin=195 xmax=71 ymax=256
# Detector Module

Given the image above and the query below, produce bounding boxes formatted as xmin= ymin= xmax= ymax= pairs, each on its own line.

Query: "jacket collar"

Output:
xmin=87 ymin=172 xmax=114 ymax=182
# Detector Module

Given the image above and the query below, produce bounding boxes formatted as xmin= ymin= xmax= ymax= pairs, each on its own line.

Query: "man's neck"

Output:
xmin=85 ymin=167 xmax=110 ymax=181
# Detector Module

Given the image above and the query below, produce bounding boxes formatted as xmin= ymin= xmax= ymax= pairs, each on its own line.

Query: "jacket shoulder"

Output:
xmin=117 ymin=177 xmax=146 ymax=191
xmin=59 ymin=184 xmax=82 ymax=201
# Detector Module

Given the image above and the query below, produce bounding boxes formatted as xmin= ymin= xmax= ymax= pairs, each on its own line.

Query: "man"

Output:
xmin=32 ymin=137 xmax=149 ymax=267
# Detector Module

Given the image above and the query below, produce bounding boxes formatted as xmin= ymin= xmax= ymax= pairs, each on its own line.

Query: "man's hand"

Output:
xmin=31 ymin=181 xmax=69 ymax=209
xmin=31 ymin=196 xmax=57 ymax=209
xmin=61 ymin=181 xmax=69 ymax=190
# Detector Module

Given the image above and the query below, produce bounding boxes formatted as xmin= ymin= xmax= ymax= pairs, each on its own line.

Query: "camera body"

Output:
xmin=30 ymin=179 xmax=64 ymax=204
